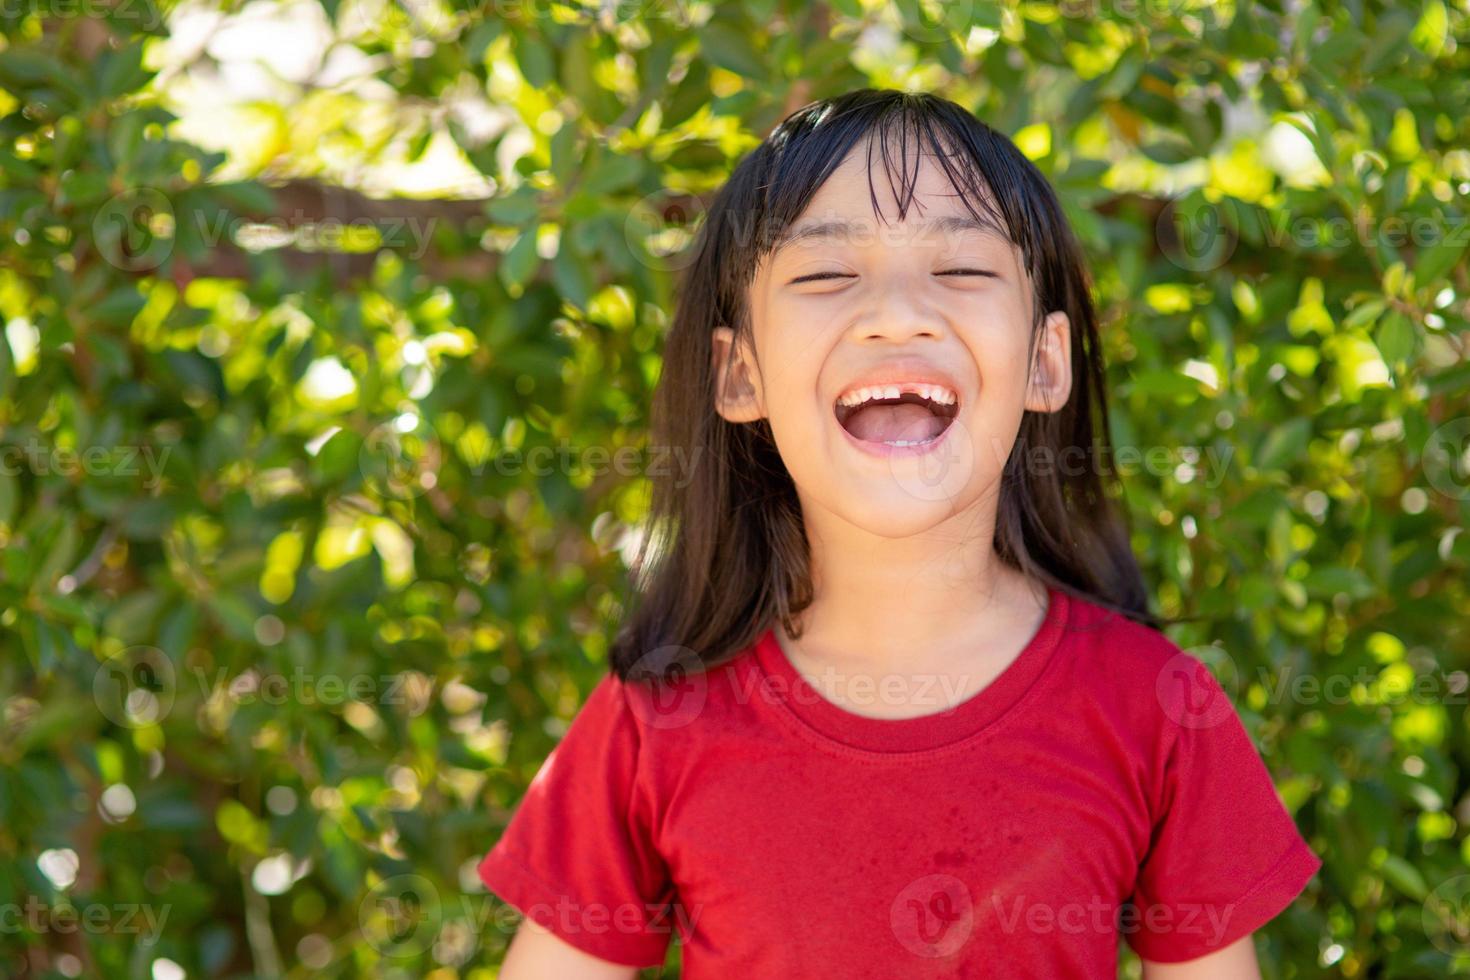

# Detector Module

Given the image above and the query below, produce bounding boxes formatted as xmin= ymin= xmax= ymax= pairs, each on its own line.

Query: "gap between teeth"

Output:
xmin=837 ymin=384 xmax=956 ymax=407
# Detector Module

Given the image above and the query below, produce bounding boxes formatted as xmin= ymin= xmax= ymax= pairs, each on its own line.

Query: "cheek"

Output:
xmin=982 ymin=342 xmax=1034 ymax=397
xmin=750 ymin=309 xmax=831 ymax=421
xmin=761 ymin=369 xmax=828 ymax=456
xmin=966 ymin=306 xmax=1036 ymax=387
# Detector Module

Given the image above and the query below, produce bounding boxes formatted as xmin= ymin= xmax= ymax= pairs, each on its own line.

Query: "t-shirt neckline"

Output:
xmin=752 ymin=585 xmax=1071 ymax=754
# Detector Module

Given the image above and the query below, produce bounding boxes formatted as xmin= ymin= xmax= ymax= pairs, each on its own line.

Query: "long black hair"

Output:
xmin=610 ymin=89 xmax=1164 ymax=681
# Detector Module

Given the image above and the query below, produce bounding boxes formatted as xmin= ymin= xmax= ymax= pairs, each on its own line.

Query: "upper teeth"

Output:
xmin=836 ymin=383 xmax=957 ymax=408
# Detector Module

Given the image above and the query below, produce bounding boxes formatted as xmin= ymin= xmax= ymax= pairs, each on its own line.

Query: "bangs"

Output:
xmin=718 ymin=92 xmax=1052 ymax=323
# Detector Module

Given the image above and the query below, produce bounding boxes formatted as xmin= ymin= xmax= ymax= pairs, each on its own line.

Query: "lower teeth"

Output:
xmin=882 ymin=438 xmax=932 ymax=447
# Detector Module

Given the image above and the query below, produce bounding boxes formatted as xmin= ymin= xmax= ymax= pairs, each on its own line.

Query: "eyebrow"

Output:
xmin=771 ymin=213 xmax=1010 ymax=253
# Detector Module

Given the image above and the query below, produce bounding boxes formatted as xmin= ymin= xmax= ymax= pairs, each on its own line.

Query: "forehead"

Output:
xmin=771 ymin=144 xmax=1011 ymax=253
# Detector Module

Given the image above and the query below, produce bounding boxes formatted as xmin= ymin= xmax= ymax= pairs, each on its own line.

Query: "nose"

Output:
xmin=846 ymin=279 xmax=946 ymax=344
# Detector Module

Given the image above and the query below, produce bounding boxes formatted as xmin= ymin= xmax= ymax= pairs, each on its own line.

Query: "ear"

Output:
xmin=711 ymin=326 xmax=765 ymax=423
xmin=1024 ymin=311 xmax=1073 ymax=414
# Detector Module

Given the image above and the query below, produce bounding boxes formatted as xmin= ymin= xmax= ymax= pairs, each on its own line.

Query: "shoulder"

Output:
xmin=1051 ymin=590 xmax=1225 ymax=740
xmin=1058 ymin=589 xmax=1197 ymax=681
xmin=608 ymin=641 xmax=768 ymax=740
xmin=1044 ymin=591 xmax=1260 ymax=819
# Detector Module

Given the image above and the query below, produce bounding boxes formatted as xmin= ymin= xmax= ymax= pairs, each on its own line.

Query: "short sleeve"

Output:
xmin=1126 ymin=659 xmax=1320 ymax=963
xmin=478 ymin=673 xmax=676 ymax=967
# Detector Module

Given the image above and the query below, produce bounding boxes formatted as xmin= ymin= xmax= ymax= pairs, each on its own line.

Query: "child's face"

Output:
xmin=712 ymin=142 xmax=1073 ymax=540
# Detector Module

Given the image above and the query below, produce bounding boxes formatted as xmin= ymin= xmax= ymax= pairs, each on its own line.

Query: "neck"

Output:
xmin=783 ymin=491 xmax=1048 ymax=674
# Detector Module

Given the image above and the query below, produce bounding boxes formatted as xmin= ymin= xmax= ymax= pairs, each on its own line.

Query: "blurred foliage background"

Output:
xmin=0 ymin=0 xmax=1468 ymax=977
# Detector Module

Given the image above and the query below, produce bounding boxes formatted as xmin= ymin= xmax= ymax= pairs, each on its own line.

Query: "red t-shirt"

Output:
xmin=478 ymin=585 xmax=1319 ymax=976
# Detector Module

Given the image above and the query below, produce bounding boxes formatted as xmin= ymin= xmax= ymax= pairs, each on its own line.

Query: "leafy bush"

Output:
xmin=0 ymin=1 xmax=1467 ymax=977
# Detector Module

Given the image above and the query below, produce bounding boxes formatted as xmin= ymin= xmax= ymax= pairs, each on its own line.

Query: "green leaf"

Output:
xmin=1412 ymin=235 xmax=1468 ymax=286
xmin=1374 ymin=310 xmax=1416 ymax=365
xmin=1378 ymin=854 xmax=1428 ymax=901
xmin=1301 ymin=565 xmax=1376 ymax=601
xmin=487 ymin=189 xmax=540 ymax=225
xmin=98 ymin=40 xmax=150 ymax=100
xmin=16 ymin=699 xmax=93 ymax=751
xmin=662 ymin=60 xmax=710 ymax=127
xmin=1130 ymin=368 xmax=1203 ymax=400
xmin=513 ymin=31 xmax=556 ymax=89
xmin=121 ymin=498 xmax=177 ymax=540
xmin=549 ymin=121 xmax=579 ymax=185
xmin=36 ymin=522 xmax=79 ymax=589
xmin=698 ymin=23 xmax=766 ymax=79
xmin=552 ymin=243 xmax=593 ymax=310
xmin=0 ymin=471 xmax=16 ymax=528
xmin=406 ymin=126 xmax=433 ymax=162
xmin=1255 ymin=418 xmax=1312 ymax=471
xmin=499 ymin=229 xmax=541 ymax=294
xmin=210 ymin=181 xmax=278 ymax=215
xmin=216 ymin=800 xmax=267 ymax=854
xmin=0 ymin=49 xmax=70 ymax=88
xmin=581 ymin=153 xmax=644 ymax=195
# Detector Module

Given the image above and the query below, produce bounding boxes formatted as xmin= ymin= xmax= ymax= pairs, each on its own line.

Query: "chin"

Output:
xmin=829 ymin=485 xmax=980 ymax=538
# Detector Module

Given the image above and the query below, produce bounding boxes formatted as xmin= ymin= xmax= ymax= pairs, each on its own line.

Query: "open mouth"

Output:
xmin=834 ymin=382 xmax=959 ymax=447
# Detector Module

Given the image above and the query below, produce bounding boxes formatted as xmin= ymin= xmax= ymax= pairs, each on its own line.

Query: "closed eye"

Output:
xmin=789 ymin=271 xmax=856 ymax=285
xmin=790 ymin=269 xmax=996 ymax=284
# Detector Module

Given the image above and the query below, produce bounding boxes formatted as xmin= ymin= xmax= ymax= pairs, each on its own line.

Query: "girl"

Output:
xmin=479 ymin=89 xmax=1319 ymax=978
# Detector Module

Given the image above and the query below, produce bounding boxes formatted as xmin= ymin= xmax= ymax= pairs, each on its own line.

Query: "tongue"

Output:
xmin=844 ymin=403 xmax=946 ymax=443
